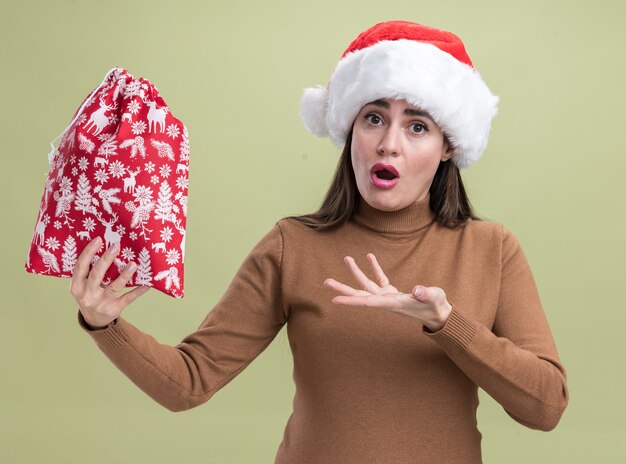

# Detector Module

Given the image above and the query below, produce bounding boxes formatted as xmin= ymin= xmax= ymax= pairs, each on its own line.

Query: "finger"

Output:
xmin=324 ymin=278 xmax=369 ymax=297
xmin=366 ymin=253 xmax=390 ymax=287
xmin=413 ymin=285 xmax=440 ymax=302
xmin=332 ymin=293 xmax=403 ymax=308
xmin=87 ymin=243 xmax=120 ymax=290
xmin=111 ymin=286 xmax=151 ymax=312
xmin=343 ymin=256 xmax=379 ymax=293
xmin=72 ymin=236 xmax=103 ymax=283
xmin=101 ymin=261 xmax=137 ymax=301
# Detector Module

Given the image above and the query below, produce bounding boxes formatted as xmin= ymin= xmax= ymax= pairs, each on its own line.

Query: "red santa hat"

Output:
xmin=300 ymin=21 xmax=499 ymax=169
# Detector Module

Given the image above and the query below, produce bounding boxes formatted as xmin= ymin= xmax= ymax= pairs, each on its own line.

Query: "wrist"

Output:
xmin=80 ymin=310 xmax=115 ymax=331
xmin=425 ymin=302 xmax=452 ymax=332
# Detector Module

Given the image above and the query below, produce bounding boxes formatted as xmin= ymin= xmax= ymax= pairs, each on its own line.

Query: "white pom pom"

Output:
xmin=299 ymin=85 xmax=329 ymax=137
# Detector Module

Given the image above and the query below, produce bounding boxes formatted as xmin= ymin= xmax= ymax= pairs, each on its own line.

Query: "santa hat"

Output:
xmin=300 ymin=21 xmax=499 ymax=169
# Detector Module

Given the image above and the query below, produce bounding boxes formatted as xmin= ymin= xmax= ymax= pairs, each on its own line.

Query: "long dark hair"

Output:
xmin=284 ymin=129 xmax=481 ymax=231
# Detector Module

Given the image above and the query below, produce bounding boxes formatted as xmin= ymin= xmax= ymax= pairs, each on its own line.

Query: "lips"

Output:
xmin=370 ymin=163 xmax=400 ymax=189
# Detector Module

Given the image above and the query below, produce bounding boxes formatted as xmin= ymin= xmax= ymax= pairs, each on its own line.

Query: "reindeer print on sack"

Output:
xmin=84 ymin=97 xmax=117 ymax=136
xmin=26 ymin=67 xmax=190 ymax=298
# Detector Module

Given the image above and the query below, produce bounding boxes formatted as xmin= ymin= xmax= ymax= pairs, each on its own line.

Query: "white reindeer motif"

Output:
xmin=123 ymin=168 xmax=141 ymax=193
xmin=176 ymin=163 xmax=188 ymax=174
xmin=94 ymin=157 xmax=108 ymax=168
xmin=173 ymin=218 xmax=186 ymax=263
xmin=145 ymin=100 xmax=167 ymax=133
xmin=151 ymin=242 xmax=166 ymax=253
xmin=121 ymin=112 xmax=133 ymax=123
xmin=96 ymin=212 xmax=121 ymax=249
xmin=77 ymin=230 xmax=91 ymax=240
xmin=33 ymin=212 xmax=47 ymax=246
xmin=84 ymin=97 xmax=117 ymax=136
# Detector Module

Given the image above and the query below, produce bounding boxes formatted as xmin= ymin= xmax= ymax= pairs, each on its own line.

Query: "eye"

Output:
xmin=409 ymin=122 xmax=428 ymax=134
xmin=364 ymin=113 xmax=383 ymax=126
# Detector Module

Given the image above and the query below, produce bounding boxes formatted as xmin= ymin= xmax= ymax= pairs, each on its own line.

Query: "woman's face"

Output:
xmin=351 ymin=98 xmax=452 ymax=212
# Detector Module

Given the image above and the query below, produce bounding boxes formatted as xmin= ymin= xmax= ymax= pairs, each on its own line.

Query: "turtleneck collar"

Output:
xmin=351 ymin=194 xmax=437 ymax=235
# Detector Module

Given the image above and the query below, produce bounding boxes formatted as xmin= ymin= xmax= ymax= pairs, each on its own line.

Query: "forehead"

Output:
xmin=362 ymin=98 xmax=432 ymax=119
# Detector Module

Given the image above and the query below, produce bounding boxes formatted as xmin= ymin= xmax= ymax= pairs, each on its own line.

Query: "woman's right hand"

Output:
xmin=70 ymin=236 xmax=150 ymax=329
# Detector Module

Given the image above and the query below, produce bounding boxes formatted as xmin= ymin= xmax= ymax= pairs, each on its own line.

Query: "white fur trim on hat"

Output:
xmin=300 ymin=39 xmax=499 ymax=169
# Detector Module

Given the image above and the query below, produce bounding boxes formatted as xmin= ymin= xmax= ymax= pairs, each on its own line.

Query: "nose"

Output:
xmin=377 ymin=124 xmax=401 ymax=156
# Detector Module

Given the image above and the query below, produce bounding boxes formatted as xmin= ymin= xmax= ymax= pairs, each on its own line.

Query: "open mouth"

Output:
xmin=370 ymin=163 xmax=400 ymax=189
xmin=371 ymin=163 xmax=400 ymax=180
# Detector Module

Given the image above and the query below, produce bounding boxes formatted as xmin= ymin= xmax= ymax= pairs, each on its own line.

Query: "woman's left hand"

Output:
xmin=324 ymin=253 xmax=452 ymax=332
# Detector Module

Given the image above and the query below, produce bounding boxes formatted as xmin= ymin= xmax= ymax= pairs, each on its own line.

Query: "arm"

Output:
xmin=423 ymin=224 xmax=569 ymax=431
xmin=77 ymin=224 xmax=288 ymax=412
xmin=323 ymin=229 xmax=568 ymax=430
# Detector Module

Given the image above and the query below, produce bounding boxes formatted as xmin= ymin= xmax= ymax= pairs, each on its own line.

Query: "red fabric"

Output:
xmin=26 ymin=68 xmax=189 ymax=298
xmin=340 ymin=20 xmax=474 ymax=68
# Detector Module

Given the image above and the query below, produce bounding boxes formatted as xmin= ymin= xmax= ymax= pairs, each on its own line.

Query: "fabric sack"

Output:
xmin=26 ymin=67 xmax=190 ymax=298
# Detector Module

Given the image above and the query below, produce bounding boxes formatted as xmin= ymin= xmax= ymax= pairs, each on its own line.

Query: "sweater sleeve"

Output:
xmin=76 ymin=223 xmax=288 ymax=412
xmin=423 ymin=224 xmax=569 ymax=431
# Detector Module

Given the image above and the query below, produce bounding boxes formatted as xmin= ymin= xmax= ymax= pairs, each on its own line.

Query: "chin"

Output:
xmin=364 ymin=195 xmax=408 ymax=212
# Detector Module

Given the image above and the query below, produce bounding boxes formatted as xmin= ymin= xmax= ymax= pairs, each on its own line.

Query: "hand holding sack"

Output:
xmin=26 ymin=67 xmax=190 ymax=298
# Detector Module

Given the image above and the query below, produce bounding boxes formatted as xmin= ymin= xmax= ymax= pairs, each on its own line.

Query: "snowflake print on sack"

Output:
xmin=45 ymin=237 xmax=60 ymax=251
xmin=166 ymin=124 xmax=180 ymax=139
xmin=83 ymin=217 xmax=96 ymax=232
xmin=159 ymin=165 xmax=171 ymax=179
xmin=94 ymin=169 xmax=109 ymax=184
xmin=165 ymin=249 xmax=180 ymax=265
xmin=108 ymin=160 xmax=126 ymax=179
xmin=27 ymin=67 xmax=190 ymax=298
xmin=176 ymin=176 xmax=188 ymax=191
xmin=121 ymin=247 xmax=135 ymax=261
xmin=78 ymin=157 xmax=89 ymax=171
xmin=127 ymin=100 xmax=141 ymax=114
xmin=132 ymin=121 xmax=147 ymax=135
xmin=160 ymin=226 xmax=173 ymax=243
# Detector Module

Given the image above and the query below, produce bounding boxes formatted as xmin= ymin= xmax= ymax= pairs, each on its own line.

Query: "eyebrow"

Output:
xmin=365 ymin=99 xmax=433 ymax=119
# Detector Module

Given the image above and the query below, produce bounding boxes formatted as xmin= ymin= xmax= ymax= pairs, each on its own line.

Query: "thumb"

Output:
xmin=413 ymin=285 xmax=435 ymax=302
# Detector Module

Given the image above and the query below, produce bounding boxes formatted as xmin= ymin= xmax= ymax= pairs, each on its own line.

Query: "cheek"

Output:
xmin=350 ymin=136 xmax=368 ymax=172
xmin=406 ymin=153 xmax=441 ymax=179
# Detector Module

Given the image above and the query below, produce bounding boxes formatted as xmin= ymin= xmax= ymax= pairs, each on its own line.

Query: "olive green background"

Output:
xmin=2 ymin=0 xmax=624 ymax=462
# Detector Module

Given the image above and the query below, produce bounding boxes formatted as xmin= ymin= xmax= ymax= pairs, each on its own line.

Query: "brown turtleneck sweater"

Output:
xmin=77 ymin=194 xmax=568 ymax=463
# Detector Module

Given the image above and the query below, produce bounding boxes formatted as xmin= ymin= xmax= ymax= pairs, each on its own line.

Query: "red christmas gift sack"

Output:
xmin=26 ymin=67 xmax=190 ymax=298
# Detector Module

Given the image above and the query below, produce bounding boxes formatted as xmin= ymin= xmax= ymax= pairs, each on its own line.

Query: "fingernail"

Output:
xmin=108 ymin=244 xmax=118 ymax=254
xmin=127 ymin=262 xmax=137 ymax=272
xmin=94 ymin=236 xmax=102 ymax=245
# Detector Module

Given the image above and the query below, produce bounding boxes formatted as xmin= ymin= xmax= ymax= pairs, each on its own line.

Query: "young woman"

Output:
xmin=71 ymin=21 xmax=568 ymax=463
